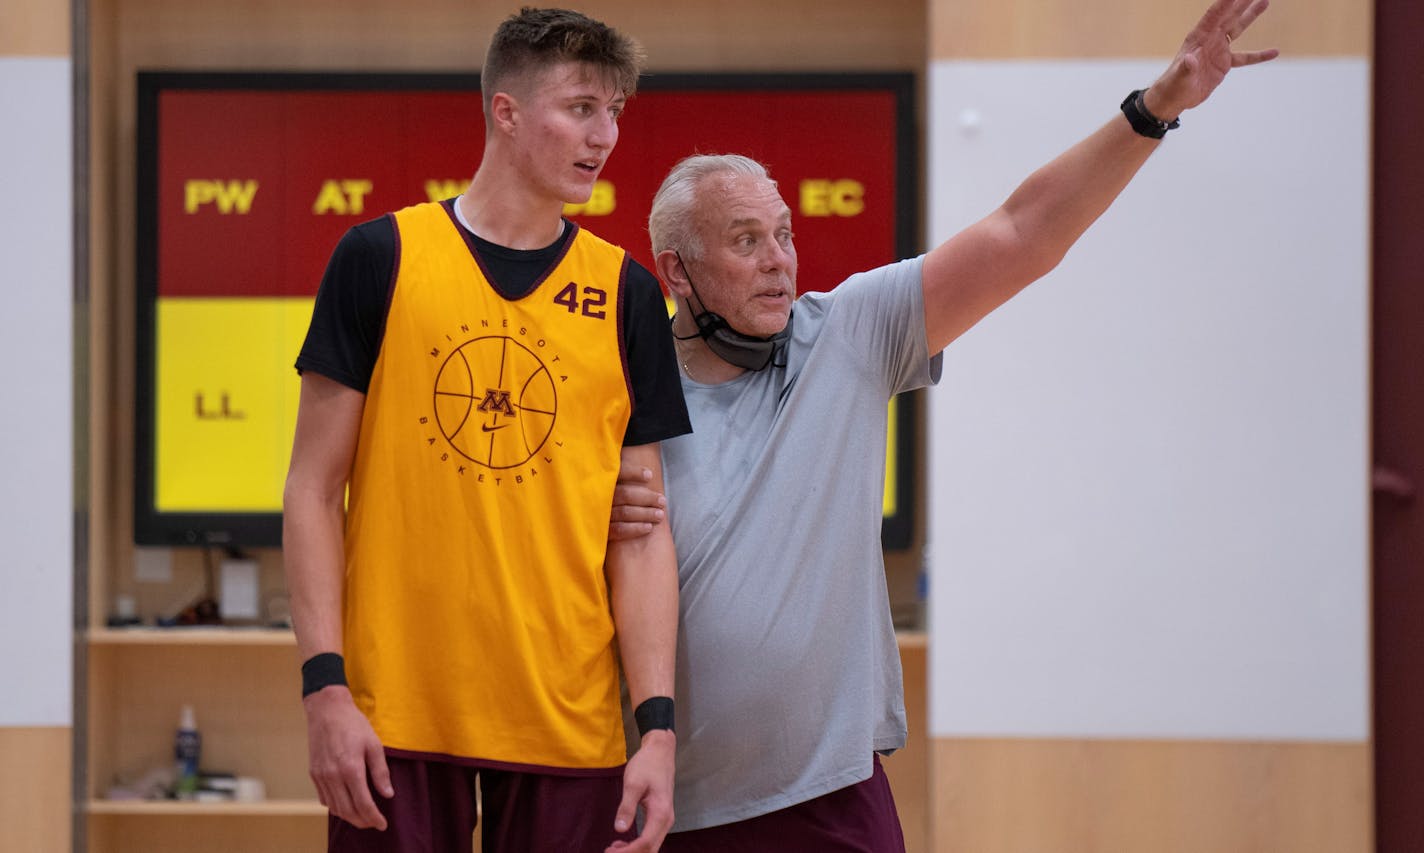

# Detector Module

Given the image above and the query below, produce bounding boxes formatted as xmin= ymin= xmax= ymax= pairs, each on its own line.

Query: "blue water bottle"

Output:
xmin=173 ymin=704 xmax=201 ymax=799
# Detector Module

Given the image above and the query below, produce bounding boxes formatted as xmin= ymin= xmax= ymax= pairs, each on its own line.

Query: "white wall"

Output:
xmin=927 ymin=59 xmax=1369 ymax=741
xmin=0 ymin=56 xmax=73 ymax=726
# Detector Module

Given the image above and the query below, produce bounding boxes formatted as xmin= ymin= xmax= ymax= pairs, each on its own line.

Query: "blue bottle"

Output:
xmin=173 ymin=704 xmax=201 ymax=799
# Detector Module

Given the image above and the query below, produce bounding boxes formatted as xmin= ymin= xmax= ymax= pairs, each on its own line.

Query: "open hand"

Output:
xmin=1147 ymin=0 xmax=1279 ymax=120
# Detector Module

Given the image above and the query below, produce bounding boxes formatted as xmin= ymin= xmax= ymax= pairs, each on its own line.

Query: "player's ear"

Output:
xmin=490 ymin=91 xmax=519 ymax=135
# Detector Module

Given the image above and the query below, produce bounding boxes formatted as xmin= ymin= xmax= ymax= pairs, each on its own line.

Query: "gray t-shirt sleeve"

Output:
xmin=818 ymin=254 xmax=941 ymax=396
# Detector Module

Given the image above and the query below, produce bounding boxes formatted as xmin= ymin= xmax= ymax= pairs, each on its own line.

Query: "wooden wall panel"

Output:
xmin=104 ymin=0 xmax=922 ymax=71
xmin=884 ymin=638 xmax=928 ymax=853
xmin=932 ymin=738 xmax=1372 ymax=853
xmin=0 ymin=728 xmax=72 ymax=853
xmin=88 ymin=814 xmax=324 ymax=853
xmin=931 ymin=0 xmax=1369 ymax=60
xmin=0 ymin=0 xmax=70 ymax=55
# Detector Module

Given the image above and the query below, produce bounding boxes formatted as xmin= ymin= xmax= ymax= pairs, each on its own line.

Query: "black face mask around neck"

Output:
xmin=672 ymin=252 xmax=791 ymax=372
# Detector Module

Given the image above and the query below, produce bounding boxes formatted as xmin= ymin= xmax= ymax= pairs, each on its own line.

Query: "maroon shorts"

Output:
xmin=661 ymin=754 xmax=906 ymax=853
xmin=328 ymin=753 xmax=637 ymax=853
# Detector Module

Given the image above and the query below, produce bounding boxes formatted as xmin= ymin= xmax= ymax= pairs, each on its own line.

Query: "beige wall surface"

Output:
xmin=933 ymin=738 xmax=1372 ymax=853
xmin=0 ymin=728 xmax=71 ymax=852
xmin=98 ymin=0 xmax=924 ymax=71
xmin=932 ymin=0 xmax=1370 ymax=60
xmin=0 ymin=0 xmax=70 ymax=55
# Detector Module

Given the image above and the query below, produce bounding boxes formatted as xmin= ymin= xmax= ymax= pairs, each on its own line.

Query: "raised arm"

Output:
xmin=604 ymin=441 xmax=679 ymax=851
xmin=922 ymin=0 xmax=1278 ymax=354
xmin=282 ymin=372 xmax=392 ymax=830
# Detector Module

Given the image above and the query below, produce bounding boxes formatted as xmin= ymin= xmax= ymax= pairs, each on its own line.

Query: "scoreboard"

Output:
xmin=134 ymin=72 xmax=917 ymax=547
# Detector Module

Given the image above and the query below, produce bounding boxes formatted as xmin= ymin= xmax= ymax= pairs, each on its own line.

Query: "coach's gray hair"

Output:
xmin=648 ymin=154 xmax=772 ymax=261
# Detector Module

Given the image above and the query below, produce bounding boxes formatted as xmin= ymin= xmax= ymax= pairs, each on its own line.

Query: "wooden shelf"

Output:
xmin=88 ymin=627 xmax=296 ymax=646
xmin=90 ymin=627 xmax=923 ymax=648
xmin=86 ymin=799 xmax=324 ymax=817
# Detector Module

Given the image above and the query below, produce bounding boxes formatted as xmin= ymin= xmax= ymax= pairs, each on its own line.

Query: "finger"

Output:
xmin=312 ymin=776 xmax=334 ymax=812
xmin=612 ymin=783 xmax=642 ymax=835
xmin=324 ymin=778 xmax=360 ymax=828
xmin=1228 ymin=0 xmax=1270 ymax=40
xmin=1232 ymin=47 xmax=1279 ymax=66
xmin=609 ymin=521 xmax=655 ymax=542
xmin=639 ymin=800 xmax=674 ymax=851
xmin=367 ymin=745 xmax=395 ymax=799
xmin=345 ymin=759 xmax=388 ymax=831
xmin=616 ymin=459 xmax=653 ymax=486
xmin=1195 ymin=0 xmax=1242 ymax=38
xmin=348 ymin=783 xmax=388 ymax=831
xmin=610 ymin=503 xmax=665 ymax=524
xmin=611 ymin=484 xmax=666 ymax=512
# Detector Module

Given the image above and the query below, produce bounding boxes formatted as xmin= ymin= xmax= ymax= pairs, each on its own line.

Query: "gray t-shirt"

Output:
xmin=661 ymin=255 xmax=940 ymax=831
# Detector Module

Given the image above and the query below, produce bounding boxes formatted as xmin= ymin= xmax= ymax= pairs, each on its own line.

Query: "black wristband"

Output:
xmin=1120 ymin=88 xmax=1180 ymax=139
xmin=633 ymin=696 xmax=675 ymax=736
xmin=301 ymin=652 xmax=347 ymax=698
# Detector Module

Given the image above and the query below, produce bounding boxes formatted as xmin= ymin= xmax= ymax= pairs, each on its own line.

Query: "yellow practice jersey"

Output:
xmin=343 ymin=201 xmax=633 ymax=772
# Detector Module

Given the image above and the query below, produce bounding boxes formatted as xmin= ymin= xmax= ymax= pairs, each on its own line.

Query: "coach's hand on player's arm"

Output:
xmin=304 ymin=685 xmax=394 ymax=831
xmin=608 ymin=728 xmax=676 ymax=852
xmin=608 ymin=460 xmax=667 ymax=542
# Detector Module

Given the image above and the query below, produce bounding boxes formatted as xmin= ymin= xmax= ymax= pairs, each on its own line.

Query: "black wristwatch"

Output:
xmin=1120 ymin=89 xmax=1180 ymax=139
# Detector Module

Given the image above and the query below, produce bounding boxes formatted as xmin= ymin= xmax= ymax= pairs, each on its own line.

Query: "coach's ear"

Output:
xmin=655 ymin=249 xmax=693 ymax=301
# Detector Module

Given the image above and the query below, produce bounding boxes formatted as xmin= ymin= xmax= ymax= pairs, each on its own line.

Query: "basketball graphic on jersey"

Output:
xmin=434 ymin=335 xmax=557 ymax=469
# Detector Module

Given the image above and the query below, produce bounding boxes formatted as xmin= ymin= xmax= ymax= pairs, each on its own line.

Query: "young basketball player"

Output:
xmin=283 ymin=9 xmax=688 ymax=852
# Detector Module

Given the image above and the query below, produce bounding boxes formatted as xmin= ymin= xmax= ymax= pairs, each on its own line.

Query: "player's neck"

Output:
xmin=460 ymin=168 xmax=566 ymax=250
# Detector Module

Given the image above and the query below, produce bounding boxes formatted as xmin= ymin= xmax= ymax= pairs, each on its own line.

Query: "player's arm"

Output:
xmin=282 ymin=372 xmax=393 ymax=830
xmin=608 ymin=261 xmax=684 ymax=544
xmin=921 ymin=0 xmax=1277 ymax=355
xmin=604 ymin=441 xmax=678 ymax=852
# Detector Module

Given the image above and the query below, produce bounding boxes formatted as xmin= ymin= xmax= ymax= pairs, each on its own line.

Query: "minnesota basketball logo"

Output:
xmin=433 ymin=335 xmax=557 ymax=469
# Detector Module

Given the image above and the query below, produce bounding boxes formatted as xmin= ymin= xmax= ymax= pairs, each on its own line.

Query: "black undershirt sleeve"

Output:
xmin=294 ymin=216 xmax=396 ymax=394
xmin=621 ymin=261 xmax=692 ymax=446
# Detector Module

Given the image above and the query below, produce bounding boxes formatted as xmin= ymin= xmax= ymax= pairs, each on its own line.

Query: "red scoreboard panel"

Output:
xmin=135 ymin=72 xmax=917 ymax=548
